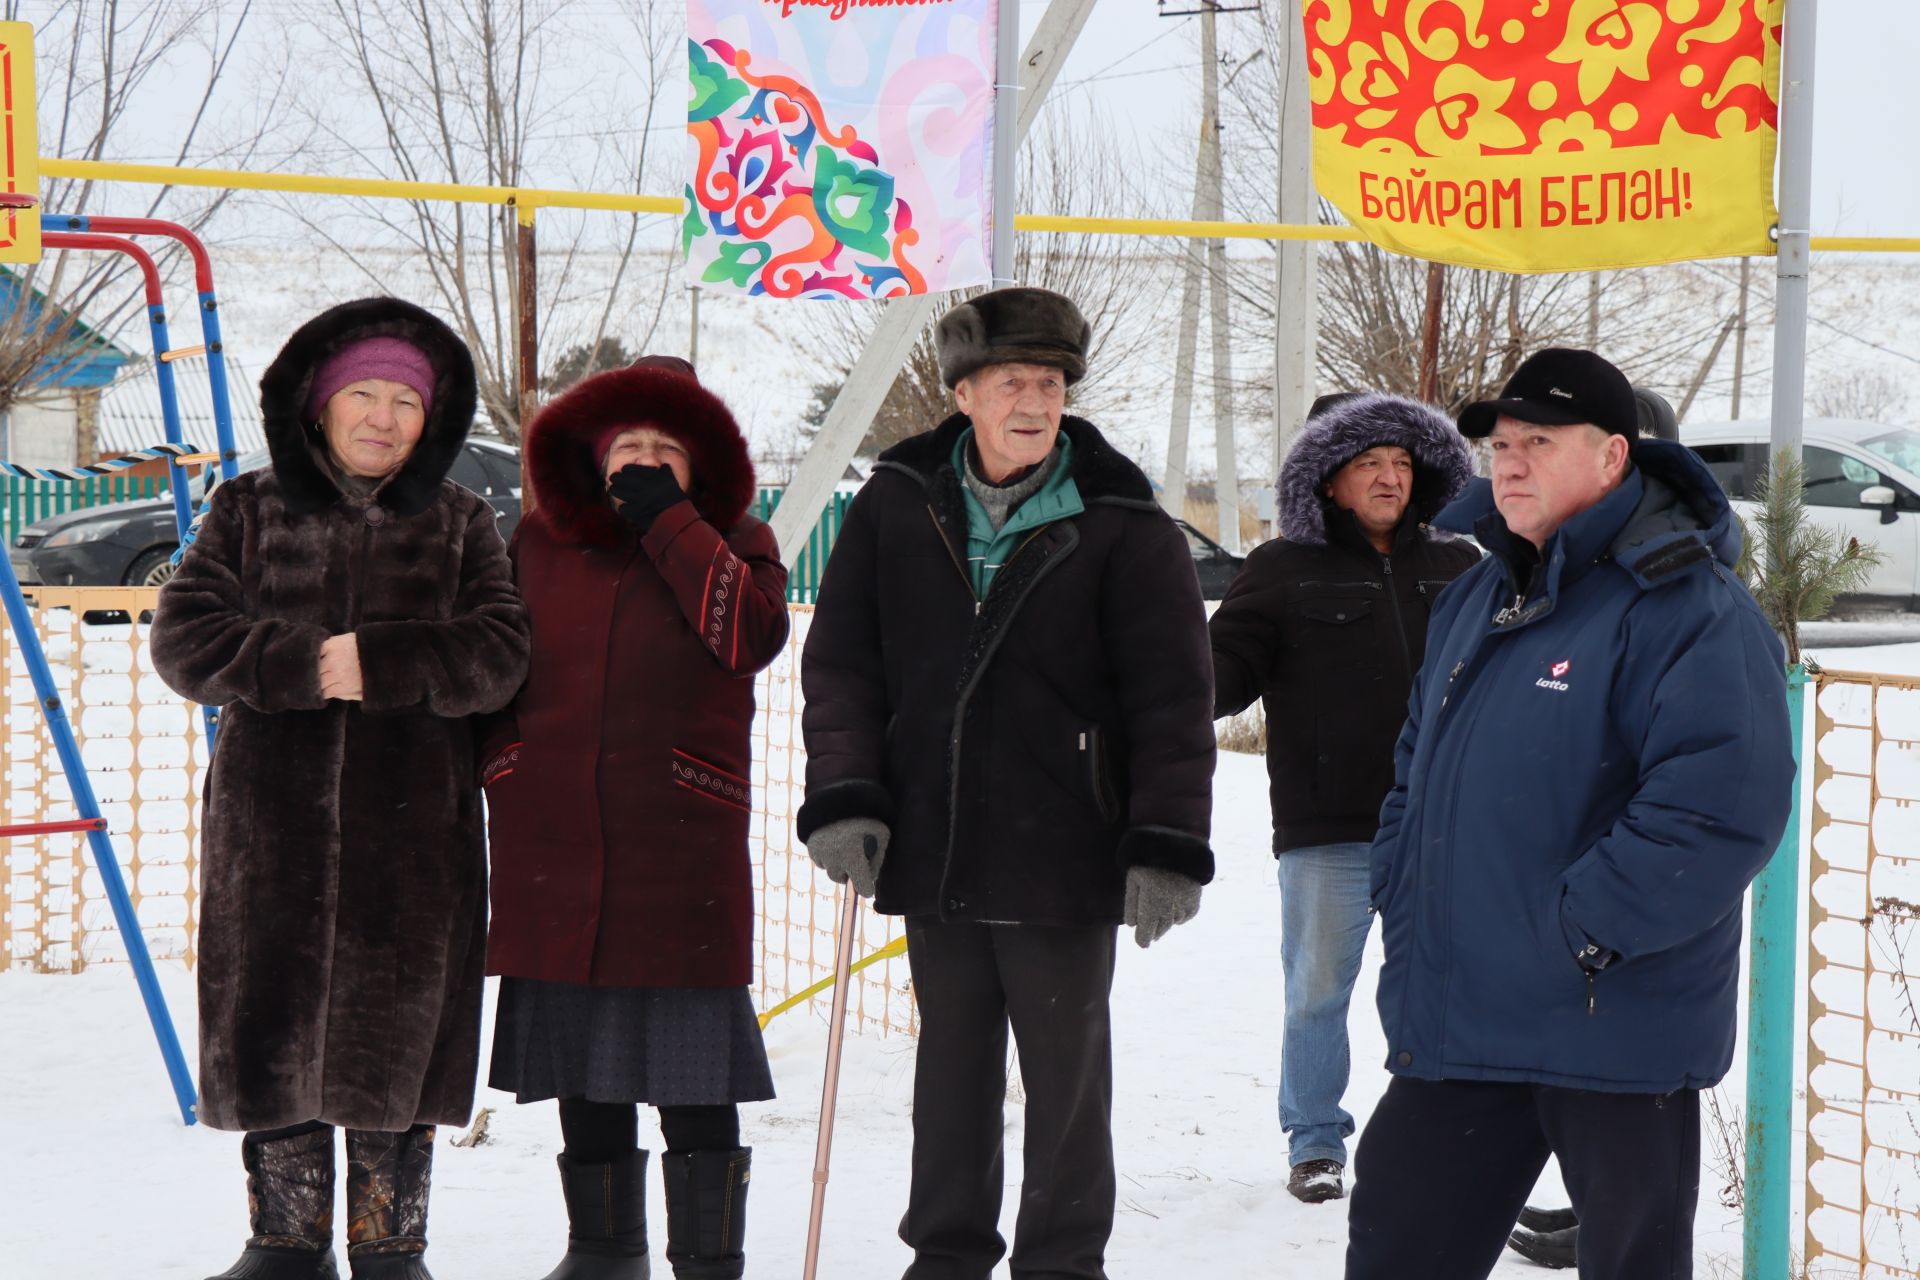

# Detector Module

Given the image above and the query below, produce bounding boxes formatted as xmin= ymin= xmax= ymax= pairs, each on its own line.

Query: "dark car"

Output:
xmin=1176 ymin=518 xmax=1244 ymax=600
xmin=10 ymin=439 xmax=524 ymax=588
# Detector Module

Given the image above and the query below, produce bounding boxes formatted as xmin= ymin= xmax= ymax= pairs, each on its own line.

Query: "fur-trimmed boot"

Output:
xmin=660 ymin=1148 xmax=751 ymax=1280
xmin=207 ymin=1125 xmax=339 ymax=1279
xmin=344 ymin=1125 xmax=437 ymax=1280
xmin=536 ymin=1150 xmax=652 ymax=1279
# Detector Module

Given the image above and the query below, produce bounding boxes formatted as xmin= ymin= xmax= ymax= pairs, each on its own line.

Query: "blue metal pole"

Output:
xmin=145 ymin=303 xmax=195 ymax=541
xmin=192 ymin=289 xmax=238 ymax=749
xmin=1743 ymin=663 xmax=1806 ymax=1279
xmin=0 ymin=551 xmax=198 ymax=1124
xmin=197 ymin=290 xmax=240 ymax=484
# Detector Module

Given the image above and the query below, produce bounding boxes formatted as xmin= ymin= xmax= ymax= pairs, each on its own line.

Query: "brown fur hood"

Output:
xmin=258 ymin=296 xmax=479 ymax=517
xmin=525 ymin=362 xmax=757 ymax=547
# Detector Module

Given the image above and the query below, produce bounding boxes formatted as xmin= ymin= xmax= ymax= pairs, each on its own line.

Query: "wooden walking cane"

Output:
xmin=803 ymin=887 xmax=863 ymax=1280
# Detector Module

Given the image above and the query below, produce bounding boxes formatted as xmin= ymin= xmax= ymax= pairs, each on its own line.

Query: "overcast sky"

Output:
xmin=1051 ymin=0 xmax=1920 ymax=238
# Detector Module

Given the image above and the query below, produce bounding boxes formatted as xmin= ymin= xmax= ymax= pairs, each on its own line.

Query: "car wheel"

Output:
xmin=125 ymin=547 xmax=179 ymax=587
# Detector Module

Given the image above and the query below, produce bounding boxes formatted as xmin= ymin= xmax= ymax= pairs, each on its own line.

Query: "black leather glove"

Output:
xmin=608 ymin=463 xmax=687 ymax=533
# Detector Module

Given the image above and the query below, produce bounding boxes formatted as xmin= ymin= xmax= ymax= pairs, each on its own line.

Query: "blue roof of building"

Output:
xmin=0 ymin=268 xmax=135 ymax=390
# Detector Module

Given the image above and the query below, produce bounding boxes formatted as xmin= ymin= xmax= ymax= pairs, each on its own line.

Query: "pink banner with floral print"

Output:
xmin=684 ymin=0 xmax=995 ymax=299
xmin=1305 ymin=0 xmax=1782 ymax=272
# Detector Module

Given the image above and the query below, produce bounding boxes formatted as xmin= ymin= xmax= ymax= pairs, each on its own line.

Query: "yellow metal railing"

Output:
xmin=46 ymin=157 xmax=1920 ymax=250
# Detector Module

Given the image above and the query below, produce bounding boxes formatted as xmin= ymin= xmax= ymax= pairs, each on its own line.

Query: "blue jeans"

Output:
xmin=1275 ymin=841 xmax=1374 ymax=1167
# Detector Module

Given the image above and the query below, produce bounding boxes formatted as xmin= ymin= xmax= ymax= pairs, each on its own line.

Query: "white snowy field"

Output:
xmin=5 ymin=745 xmax=1769 ymax=1280
xmin=10 ymin=632 xmax=1920 ymax=1278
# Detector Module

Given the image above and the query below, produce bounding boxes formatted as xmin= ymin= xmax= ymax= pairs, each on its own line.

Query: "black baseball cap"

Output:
xmin=1457 ymin=348 xmax=1638 ymax=440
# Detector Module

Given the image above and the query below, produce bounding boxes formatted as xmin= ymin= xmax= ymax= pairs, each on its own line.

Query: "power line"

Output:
xmin=1685 ymin=258 xmax=1920 ymax=369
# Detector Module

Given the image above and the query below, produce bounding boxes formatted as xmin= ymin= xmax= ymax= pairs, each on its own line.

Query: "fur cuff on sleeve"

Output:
xmin=354 ymin=621 xmax=428 ymax=713
xmin=1118 ymin=825 xmax=1215 ymax=885
xmin=258 ymin=621 xmax=331 ymax=711
xmin=796 ymin=779 xmax=895 ymax=843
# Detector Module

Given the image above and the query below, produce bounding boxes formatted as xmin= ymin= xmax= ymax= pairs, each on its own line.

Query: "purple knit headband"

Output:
xmin=305 ymin=336 xmax=437 ymax=420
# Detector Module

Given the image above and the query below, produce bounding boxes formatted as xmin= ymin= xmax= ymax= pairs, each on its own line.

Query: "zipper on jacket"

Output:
xmin=939 ymin=523 xmax=1080 ymax=914
xmin=1296 ymin=579 xmax=1383 ymax=592
xmin=1586 ymin=970 xmax=1597 ymax=1016
xmin=926 ymin=505 xmax=980 ymax=614
xmin=1381 ymin=557 xmax=1413 ymax=681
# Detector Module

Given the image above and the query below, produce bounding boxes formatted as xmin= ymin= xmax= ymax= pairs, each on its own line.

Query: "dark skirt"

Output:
xmin=488 ymin=978 xmax=775 ymax=1107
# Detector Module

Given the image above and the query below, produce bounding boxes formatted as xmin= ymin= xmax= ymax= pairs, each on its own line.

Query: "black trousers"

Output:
xmin=556 ymin=1098 xmax=740 ymax=1161
xmin=1345 ymin=1076 xmax=1701 ymax=1280
xmin=900 ymin=917 xmax=1119 ymax=1280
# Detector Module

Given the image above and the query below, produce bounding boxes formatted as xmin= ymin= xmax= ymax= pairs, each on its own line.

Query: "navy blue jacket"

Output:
xmin=1371 ymin=439 xmax=1793 ymax=1093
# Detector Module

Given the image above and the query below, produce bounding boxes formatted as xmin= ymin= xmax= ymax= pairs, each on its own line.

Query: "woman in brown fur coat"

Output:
xmin=479 ymin=356 xmax=788 ymax=1280
xmin=151 ymin=297 xmax=531 ymax=1280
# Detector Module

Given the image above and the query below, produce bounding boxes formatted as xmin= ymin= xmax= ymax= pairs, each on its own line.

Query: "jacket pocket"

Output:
xmin=671 ymin=748 xmax=752 ymax=813
xmin=1296 ymin=599 xmax=1377 ymax=626
xmin=1294 ymin=580 xmax=1383 ymax=593
xmin=1081 ymin=727 xmax=1122 ymax=826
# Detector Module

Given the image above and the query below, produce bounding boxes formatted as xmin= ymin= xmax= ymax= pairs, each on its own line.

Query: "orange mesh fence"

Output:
xmin=1803 ymin=670 xmax=1920 ymax=1278
xmin=1 ymin=593 xmax=916 ymax=1036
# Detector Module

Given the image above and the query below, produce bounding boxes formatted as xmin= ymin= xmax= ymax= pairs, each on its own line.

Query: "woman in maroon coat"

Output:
xmin=480 ymin=357 xmax=788 ymax=1280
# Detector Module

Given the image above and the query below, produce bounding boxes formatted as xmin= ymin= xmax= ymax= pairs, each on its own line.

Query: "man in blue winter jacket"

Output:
xmin=1343 ymin=348 xmax=1794 ymax=1280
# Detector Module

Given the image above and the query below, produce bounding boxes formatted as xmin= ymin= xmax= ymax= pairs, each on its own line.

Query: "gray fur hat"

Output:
xmin=1277 ymin=393 xmax=1475 ymax=545
xmin=935 ymin=286 xmax=1092 ymax=388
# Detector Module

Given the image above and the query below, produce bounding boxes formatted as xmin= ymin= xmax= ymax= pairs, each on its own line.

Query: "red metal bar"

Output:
xmin=69 ymin=216 xmax=214 ymax=293
xmin=42 ymin=231 xmax=163 ymax=306
xmin=0 ymin=818 xmax=109 ymax=839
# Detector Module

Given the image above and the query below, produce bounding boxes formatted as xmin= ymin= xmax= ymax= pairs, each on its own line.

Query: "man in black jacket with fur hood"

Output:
xmin=1210 ymin=392 xmax=1477 ymax=1205
xmin=797 ymin=286 xmax=1217 ymax=1280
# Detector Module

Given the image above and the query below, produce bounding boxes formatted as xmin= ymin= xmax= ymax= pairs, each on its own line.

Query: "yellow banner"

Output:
xmin=0 ymin=21 xmax=38 ymax=265
xmin=1305 ymin=0 xmax=1781 ymax=274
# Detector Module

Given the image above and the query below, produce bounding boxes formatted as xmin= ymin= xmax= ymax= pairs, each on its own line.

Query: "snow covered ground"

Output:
xmin=5 ymin=639 xmax=1916 ymax=1278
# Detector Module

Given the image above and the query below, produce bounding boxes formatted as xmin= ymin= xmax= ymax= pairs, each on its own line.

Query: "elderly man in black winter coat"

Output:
xmin=796 ymin=286 xmax=1217 ymax=1280
xmin=1210 ymin=393 xmax=1477 ymax=1205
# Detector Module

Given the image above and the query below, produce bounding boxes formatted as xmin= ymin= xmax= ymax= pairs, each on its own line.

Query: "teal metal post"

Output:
xmin=1743 ymin=664 xmax=1807 ymax=1279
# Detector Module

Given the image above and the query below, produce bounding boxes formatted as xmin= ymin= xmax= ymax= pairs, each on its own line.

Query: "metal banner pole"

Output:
xmin=990 ymin=0 xmax=1020 ymax=286
xmin=1743 ymin=0 xmax=1816 ymax=1274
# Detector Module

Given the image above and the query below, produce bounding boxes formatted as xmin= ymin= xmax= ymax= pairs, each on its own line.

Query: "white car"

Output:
xmin=1682 ymin=418 xmax=1920 ymax=608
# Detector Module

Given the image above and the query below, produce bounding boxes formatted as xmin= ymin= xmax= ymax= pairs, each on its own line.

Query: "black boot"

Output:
xmin=660 ymin=1148 xmax=750 ymax=1280
xmin=207 ymin=1125 xmax=340 ymax=1280
xmin=1517 ymin=1205 xmax=1580 ymax=1233
xmin=1506 ymin=1224 xmax=1579 ymax=1270
xmin=536 ymin=1150 xmax=652 ymax=1279
xmin=345 ymin=1126 xmax=436 ymax=1280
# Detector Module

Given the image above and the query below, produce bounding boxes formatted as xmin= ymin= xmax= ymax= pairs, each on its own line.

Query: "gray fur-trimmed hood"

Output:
xmin=1277 ymin=393 xmax=1474 ymax=546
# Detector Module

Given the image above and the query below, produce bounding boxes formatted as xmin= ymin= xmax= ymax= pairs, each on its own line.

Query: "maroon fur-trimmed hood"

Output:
xmin=525 ymin=363 xmax=756 ymax=547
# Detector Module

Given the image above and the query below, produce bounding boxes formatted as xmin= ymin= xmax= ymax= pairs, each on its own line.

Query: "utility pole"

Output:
xmin=1731 ymin=256 xmax=1751 ymax=418
xmin=1677 ymin=312 xmax=1740 ymax=421
xmin=1271 ymin=0 xmax=1317 ymax=481
xmin=515 ymin=206 xmax=539 ymax=513
xmin=1417 ymin=262 xmax=1445 ymax=402
xmin=1159 ymin=13 xmax=1214 ymax=522
xmin=1159 ymin=0 xmax=1251 ymax=545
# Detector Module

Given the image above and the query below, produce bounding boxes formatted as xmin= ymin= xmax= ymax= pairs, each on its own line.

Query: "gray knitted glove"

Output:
xmin=805 ymin=817 xmax=890 ymax=899
xmin=1123 ymin=866 xmax=1203 ymax=948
